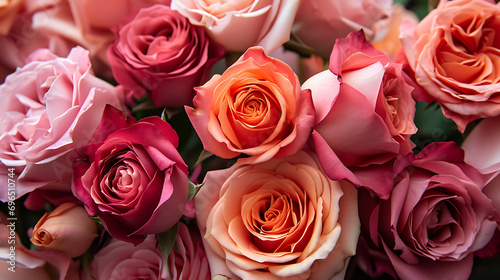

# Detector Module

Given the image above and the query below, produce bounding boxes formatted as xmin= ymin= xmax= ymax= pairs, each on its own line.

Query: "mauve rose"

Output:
xmin=400 ymin=0 xmax=500 ymax=132
xmin=171 ymin=0 xmax=299 ymax=53
xmin=107 ymin=4 xmax=225 ymax=108
xmin=357 ymin=142 xmax=498 ymax=280
xmin=195 ymin=150 xmax=360 ymax=280
xmin=0 ymin=46 xmax=125 ymax=202
xmin=293 ymin=0 xmax=393 ymax=59
xmin=186 ymin=46 xmax=315 ymax=165
xmin=31 ymin=202 xmax=99 ymax=258
xmin=302 ymin=31 xmax=417 ymax=198
xmin=82 ymin=222 xmax=210 ymax=280
xmin=72 ymin=106 xmax=189 ymax=245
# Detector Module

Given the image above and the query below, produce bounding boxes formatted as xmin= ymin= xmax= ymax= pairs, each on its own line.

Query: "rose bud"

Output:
xmin=31 ymin=202 xmax=99 ymax=258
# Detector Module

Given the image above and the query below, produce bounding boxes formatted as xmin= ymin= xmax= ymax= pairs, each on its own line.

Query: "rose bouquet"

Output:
xmin=1 ymin=0 xmax=500 ymax=279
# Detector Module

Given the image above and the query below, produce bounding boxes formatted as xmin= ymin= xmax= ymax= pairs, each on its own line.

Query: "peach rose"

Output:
xmin=171 ymin=0 xmax=299 ymax=53
xmin=400 ymin=0 xmax=500 ymax=132
xmin=31 ymin=202 xmax=99 ymax=258
xmin=0 ymin=0 xmax=23 ymax=35
xmin=195 ymin=150 xmax=360 ymax=280
xmin=293 ymin=0 xmax=393 ymax=59
xmin=186 ymin=46 xmax=315 ymax=165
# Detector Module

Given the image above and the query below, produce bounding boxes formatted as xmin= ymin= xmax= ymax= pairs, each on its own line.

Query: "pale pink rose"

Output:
xmin=0 ymin=46 xmax=126 ymax=201
xmin=302 ymin=31 xmax=417 ymax=198
xmin=357 ymin=142 xmax=498 ymax=280
xmin=107 ymin=4 xmax=225 ymax=108
xmin=186 ymin=46 xmax=316 ymax=165
xmin=0 ymin=0 xmax=23 ymax=35
xmin=82 ymin=223 xmax=210 ymax=280
xmin=400 ymin=0 xmax=500 ymax=132
xmin=269 ymin=46 xmax=325 ymax=83
xmin=171 ymin=0 xmax=299 ymax=53
xmin=0 ymin=220 xmax=80 ymax=280
xmin=30 ymin=202 xmax=99 ymax=258
xmin=293 ymin=0 xmax=393 ymax=59
xmin=195 ymin=150 xmax=360 ymax=280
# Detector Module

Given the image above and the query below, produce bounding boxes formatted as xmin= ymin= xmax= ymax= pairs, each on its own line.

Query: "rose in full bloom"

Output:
xmin=302 ymin=31 xmax=417 ymax=198
xmin=72 ymin=106 xmax=189 ymax=245
xmin=171 ymin=0 xmax=300 ymax=53
xmin=186 ymin=46 xmax=315 ymax=165
xmin=82 ymin=222 xmax=210 ymax=280
xmin=0 ymin=46 xmax=125 ymax=202
xmin=292 ymin=0 xmax=393 ymax=59
xmin=357 ymin=142 xmax=498 ymax=280
xmin=30 ymin=202 xmax=99 ymax=258
xmin=107 ymin=4 xmax=225 ymax=108
xmin=195 ymin=150 xmax=360 ymax=280
xmin=400 ymin=0 xmax=500 ymax=132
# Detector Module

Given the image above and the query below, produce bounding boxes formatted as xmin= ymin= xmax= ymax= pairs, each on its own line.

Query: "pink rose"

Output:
xmin=171 ymin=0 xmax=299 ymax=53
xmin=31 ymin=202 xmax=99 ymax=258
xmin=400 ymin=0 xmax=500 ymax=132
xmin=302 ymin=31 xmax=417 ymax=198
xmin=82 ymin=222 xmax=210 ymax=280
xmin=357 ymin=142 xmax=498 ymax=279
xmin=293 ymin=0 xmax=393 ymax=58
xmin=186 ymin=46 xmax=315 ymax=165
xmin=72 ymin=106 xmax=189 ymax=245
xmin=195 ymin=150 xmax=360 ymax=280
xmin=0 ymin=46 xmax=125 ymax=201
xmin=107 ymin=4 xmax=225 ymax=108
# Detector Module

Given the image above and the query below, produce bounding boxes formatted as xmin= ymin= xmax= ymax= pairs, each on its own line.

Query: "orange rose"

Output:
xmin=31 ymin=202 xmax=99 ymax=258
xmin=195 ymin=151 xmax=360 ymax=279
xmin=400 ymin=0 xmax=500 ymax=132
xmin=186 ymin=47 xmax=315 ymax=165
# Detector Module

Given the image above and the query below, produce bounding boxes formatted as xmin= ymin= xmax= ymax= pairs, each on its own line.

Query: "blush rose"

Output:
xmin=195 ymin=150 xmax=360 ymax=280
xmin=400 ymin=0 xmax=500 ymax=132
xmin=0 ymin=46 xmax=125 ymax=202
xmin=171 ymin=0 xmax=299 ymax=53
xmin=357 ymin=142 xmax=498 ymax=280
xmin=186 ymin=46 xmax=315 ymax=165
xmin=302 ymin=31 xmax=417 ymax=198
xmin=72 ymin=106 xmax=189 ymax=245
xmin=107 ymin=4 xmax=225 ymax=108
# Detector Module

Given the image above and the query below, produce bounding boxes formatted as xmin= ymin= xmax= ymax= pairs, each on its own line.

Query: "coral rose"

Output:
xmin=357 ymin=142 xmax=498 ymax=280
xmin=400 ymin=0 xmax=500 ymax=132
xmin=186 ymin=46 xmax=315 ymax=165
xmin=302 ymin=31 xmax=417 ymax=198
xmin=171 ymin=0 xmax=299 ymax=53
xmin=72 ymin=106 xmax=189 ymax=245
xmin=107 ymin=4 xmax=225 ymax=108
xmin=30 ymin=202 xmax=99 ymax=258
xmin=195 ymin=150 xmax=360 ymax=280
xmin=0 ymin=47 xmax=125 ymax=201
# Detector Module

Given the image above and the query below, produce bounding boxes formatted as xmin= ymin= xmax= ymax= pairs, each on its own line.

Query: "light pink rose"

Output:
xmin=72 ymin=106 xmax=189 ymax=245
xmin=0 ymin=46 xmax=125 ymax=202
xmin=400 ymin=0 xmax=500 ymax=132
xmin=195 ymin=150 xmax=360 ymax=280
xmin=357 ymin=142 xmax=498 ymax=280
xmin=302 ymin=31 xmax=417 ymax=198
xmin=171 ymin=0 xmax=300 ymax=53
xmin=186 ymin=46 xmax=316 ymax=165
xmin=107 ymin=4 xmax=225 ymax=108
xmin=30 ymin=202 xmax=99 ymax=258
xmin=293 ymin=0 xmax=393 ymax=59
xmin=82 ymin=222 xmax=210 ymax=280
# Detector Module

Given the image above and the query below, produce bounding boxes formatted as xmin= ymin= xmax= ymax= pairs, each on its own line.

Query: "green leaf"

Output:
xmin=158 ymin=223 xmax=179 ymax=279
xmin=90 ymin=216 xmax=102 ymax=225
xmin=193 ymin=149 xmax=213 ymax=168
xmin=188 ymin=182 xmax=204 ymax=201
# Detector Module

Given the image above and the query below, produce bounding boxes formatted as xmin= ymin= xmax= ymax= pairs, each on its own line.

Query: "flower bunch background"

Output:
xmin=1 ymin=0 xmax=500 ymax=279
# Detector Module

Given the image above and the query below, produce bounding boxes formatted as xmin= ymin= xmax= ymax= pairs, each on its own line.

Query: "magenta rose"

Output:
xmin=0 ymin=46 xmax=125 ymax=202
xmin=82 ymin=223 xmax=210 ymax=280
xmin=72 ymin=106 xmax=189 ymax=245
xmin=302 ymin=31 xmax=417 ymax=198
xmin=357 ymin=142 xmax=498 ymax=280
xmin=107 ymin=4 xmax=225 ymax=108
